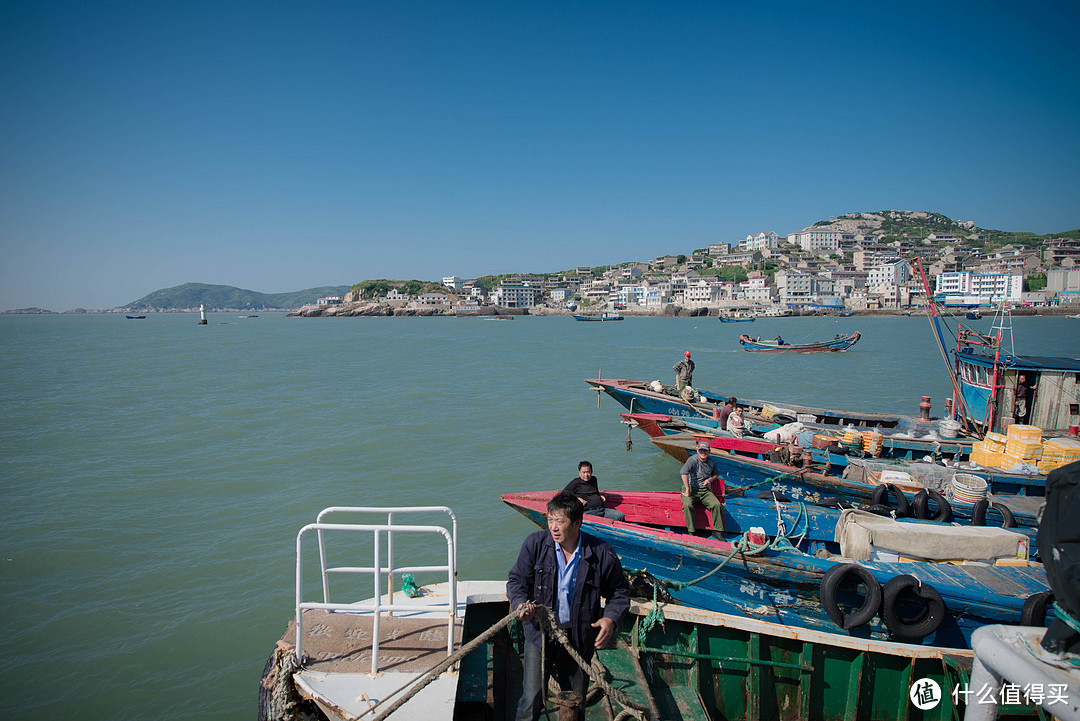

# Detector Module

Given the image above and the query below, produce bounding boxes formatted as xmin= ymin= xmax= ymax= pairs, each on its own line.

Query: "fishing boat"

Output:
xmin=501 ymin=490 xmax=1049 ymax=651
xmin=739 ymin=332 xmax=861 ymax=353
xmin=587 ymin=376 xmax=969 ymax=439
xmin=914 ymin=259 xmax=1080 ymax=436
xmin=966 ymin=311 xmax=982 ymax=320
xmin=838 ymin=309 xmax=855 ymax=317
xmin=125 ymin=314 xmax=146 ymax=319
xmin=259 ymin=504 xmax=1048 ymax=720
xmin=649 ymin=432 xmax=1046 ymax=534
xmin=574 ymin=312 xmax=623 ymax=321
xmin=718 ymin=315 xmax=755 ymax=322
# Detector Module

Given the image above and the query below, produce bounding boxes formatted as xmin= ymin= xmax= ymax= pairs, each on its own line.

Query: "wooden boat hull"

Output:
xmin=739 ymin=332 xmax=861 ymax=352
xmin=501 ymin=491 xmax=1049 ymax=650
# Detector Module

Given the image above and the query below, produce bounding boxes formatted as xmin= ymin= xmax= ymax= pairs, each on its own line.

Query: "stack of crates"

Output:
xmin=1003 ymin=424 xmax=1043 ymax=467
xmin=862 ymin=431 xmax=883 ymax=458
xmin=1039 ymin=438 xmax=1080 ymax=473
xmin=840 ymin=428 xmax=863 ymax=455
xmin=970 ymin=431 xmax=1007 ymax=469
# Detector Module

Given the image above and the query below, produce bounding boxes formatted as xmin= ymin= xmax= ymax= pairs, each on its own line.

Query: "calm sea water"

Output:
xmin=2 ymin=312 xmax=1077 ymax=720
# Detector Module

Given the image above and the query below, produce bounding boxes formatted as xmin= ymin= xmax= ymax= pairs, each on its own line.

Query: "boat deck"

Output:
xmin=276 ymin=609 xmax=463 ymax=674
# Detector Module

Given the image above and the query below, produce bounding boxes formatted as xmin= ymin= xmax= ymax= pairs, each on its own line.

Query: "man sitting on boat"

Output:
xmin=563 ymin=461 xmax=625 ymax=522
xmin=680 ymin=441 xmax=725 ymax=537
xmin=508 ymin=491 xmax=631 ymax=721
xmin=717 ymin=397 xmax=736 ymax=431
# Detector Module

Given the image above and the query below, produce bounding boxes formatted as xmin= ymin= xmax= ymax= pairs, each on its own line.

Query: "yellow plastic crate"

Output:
xmin=1007 ymin=424 xmax=1043 ymax=442
xmin=1005 ymin=438 xmax=1043 ymax=460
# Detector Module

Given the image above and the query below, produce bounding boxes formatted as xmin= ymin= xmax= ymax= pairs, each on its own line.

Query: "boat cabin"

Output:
xmin=955 ymin=348 xmax=1080 ymax=433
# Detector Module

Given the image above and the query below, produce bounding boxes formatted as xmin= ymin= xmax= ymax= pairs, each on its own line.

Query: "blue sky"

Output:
xmin=2 ymin=0 xmax=1078 ymax=310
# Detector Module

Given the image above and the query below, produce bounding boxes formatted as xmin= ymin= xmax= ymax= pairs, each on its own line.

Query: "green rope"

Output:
xmin=400 ymin=572 xmax=420 ymax=598
xmin=637 ymin=502 xmax=811 ymax=643
xmin=1052 ymin=602 xmax=1080 ymax=635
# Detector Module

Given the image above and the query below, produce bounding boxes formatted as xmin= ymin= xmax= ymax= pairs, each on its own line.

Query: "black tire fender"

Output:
xmin=972 ymin=499 xmax=1016 ymax=528
xmin=865 ymin=504 xmax=895 ymax=517
xmin=819 ymin=563 xmax=882 ymax=630
xmin=871 ymin=483 xmax=910 ymax=517
xmin=912 ymin=489 xmax=952 ymax=522
xmin=756 ymin=490 xmax=792 ymax=503
xmin=880 ymin=575 xmax=945 ymax=639
xmin=820 ymin=497 xmax=855 ymax=510
xmin=1021 ymin=590 xmax=1054 ymax=627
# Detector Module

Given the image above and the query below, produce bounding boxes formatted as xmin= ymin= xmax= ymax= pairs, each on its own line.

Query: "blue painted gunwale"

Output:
xmin=501 ymin=490 xmax=1049 ymax=650
xmin=649 ymin=433 xmax=1044 ymax=536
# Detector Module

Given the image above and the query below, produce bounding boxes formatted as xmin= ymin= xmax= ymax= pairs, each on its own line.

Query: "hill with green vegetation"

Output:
xmin=810 ymin=210 xmax=1074 ymax=248
xmin=123 ymin=283 xmax=352 ymax=311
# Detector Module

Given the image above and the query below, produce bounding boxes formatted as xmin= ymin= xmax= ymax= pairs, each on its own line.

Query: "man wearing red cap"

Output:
xmin=673 ymin=351 xmax=695 ymax=392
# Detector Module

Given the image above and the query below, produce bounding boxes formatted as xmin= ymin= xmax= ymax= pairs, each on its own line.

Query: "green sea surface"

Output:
xmin=1 ymin=312 xmax=1077 ymax=720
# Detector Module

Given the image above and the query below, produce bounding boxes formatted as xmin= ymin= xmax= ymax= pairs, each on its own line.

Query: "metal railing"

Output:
xmin=295 ymin=506 xmax=459 ymax=674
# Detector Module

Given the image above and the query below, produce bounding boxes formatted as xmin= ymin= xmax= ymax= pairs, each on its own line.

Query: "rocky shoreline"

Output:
xmin=287 ymin=301 xmax=1077 ymax=319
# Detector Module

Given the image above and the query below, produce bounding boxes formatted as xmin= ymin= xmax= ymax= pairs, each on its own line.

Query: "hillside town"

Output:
xmin=311 ymin=212 xmax=1080 ymax=316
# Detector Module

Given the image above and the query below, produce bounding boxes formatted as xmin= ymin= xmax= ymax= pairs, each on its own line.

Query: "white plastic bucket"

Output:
xmin=951 ymin=473 xmax=988 ymax=504
xmin=939 ymin=419 xmax=961 ymax=439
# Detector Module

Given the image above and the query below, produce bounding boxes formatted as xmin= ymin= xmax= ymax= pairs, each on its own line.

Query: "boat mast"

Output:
xmin=911 ymin=258 xmax=975 ymax=431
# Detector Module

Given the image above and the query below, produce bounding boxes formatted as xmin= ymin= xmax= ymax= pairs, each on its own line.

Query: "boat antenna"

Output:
xmin=989 ymin=299 xmax=1015 ymax=357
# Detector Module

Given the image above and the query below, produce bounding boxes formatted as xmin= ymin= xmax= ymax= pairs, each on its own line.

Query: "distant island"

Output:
xmin=6 ymin=209 xmax=1077 ymax=314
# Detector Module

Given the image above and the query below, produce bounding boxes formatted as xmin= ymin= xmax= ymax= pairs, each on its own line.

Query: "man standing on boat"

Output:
xmin=563 ymin=461 xmax=625 ymax=522
xmin=673 ymin=351 xmax=695 ymax=392
xmin=680 ymin=441 xmax=725 ymax=537
xmin=1015 ymin=373 xmax=1037 ymax=423
xmin=508 ymin=491 xmax=631 ymax=721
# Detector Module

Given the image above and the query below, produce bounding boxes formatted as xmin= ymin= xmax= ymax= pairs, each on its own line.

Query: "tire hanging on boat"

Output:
xmin=972 ymin=499 xmax=1016 ymax=528
xmin=870 ymin=483 xmax=909 ymax=517
xmin=819 ymin=497 xmax=855 ymax=510
xmin=755 ymin=490 xmax=792 ymax=503
xmin=911 ymin=489 xmax=952 ymax=522
xmin=880 ymin=575 xmax=945 ymax=639
xmin=1021 ymin=590 xmax=1054 ymax=627
xmin=819 ymin=563 xmax=882 ymax=630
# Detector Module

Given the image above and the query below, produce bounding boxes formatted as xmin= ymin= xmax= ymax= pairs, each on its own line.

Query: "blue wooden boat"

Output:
xmin=838 ymin=309 xmax=854 ymax=317
xmin=913 ymin=259 xmax=1080 ymax=435
xmin=649 ymin=432 xmax=1046 ymax=536
xmin=588 ymin=376 xmax=973 ymax=443
xmin=502 ymin=490 xmax=1049 ymax=650
xmin=739 ymin=332 xmax=861 ymax=352
xmin=621 ymin=411 xmax=1049 ymax=497
xmin=574 ymin=312 xmax=623 ymax=321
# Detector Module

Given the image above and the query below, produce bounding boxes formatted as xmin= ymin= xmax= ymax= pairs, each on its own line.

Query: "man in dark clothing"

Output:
xmin=717 ymin=397 xmax=736 ymax=431
xmin=563 ymin=461 xmax=626 ymax=522
xmin=673 ymin=350 xmax=695 ymax=391
xmin=507 ymin=491 xmax=631 ymax=721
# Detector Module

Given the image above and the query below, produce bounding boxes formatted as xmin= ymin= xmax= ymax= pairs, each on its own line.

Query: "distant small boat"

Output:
xmin=718 ymin=315 xmax=755 ymax=322
xmin=838 ymin=310 xmax=854 ymax=317
xmin=125 ymin=315 xmax=146 ymax=319
xmin=239 ymin=314 xmax=258 ymax=318
xmin=574 ymin=313 xmax=623 ymax=321
xmin=739 ymin=332 xmax=861 ymax=353
xmin=966 ymin=311 xmax=982 ymax=320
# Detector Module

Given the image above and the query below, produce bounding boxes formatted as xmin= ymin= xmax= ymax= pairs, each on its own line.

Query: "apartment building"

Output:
xmin=868 ymin=260 xmax=910 ymax=288
xmin=789 ymin=229 xmax=841 ymax=252
xmin=934 ymin=272 xmax=1023 ymax=303
xmin=491 ymin=284 xmax=537 ymax=308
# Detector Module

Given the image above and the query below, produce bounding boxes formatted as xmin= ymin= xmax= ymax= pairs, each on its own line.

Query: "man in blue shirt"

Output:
xmin=507 ymin=491 xmax=631 ymax=721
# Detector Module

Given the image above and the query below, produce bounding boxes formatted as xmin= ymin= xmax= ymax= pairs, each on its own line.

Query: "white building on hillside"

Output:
xmin=491 ymin=284 xmax=537 ymax=308
xmin=868 ymin=260 xmax=910 ymax=288
xmin=934 ymin=272 xmax=1023 ymax=304
xmin=741 ymin=232 xmax=780 ymax=252
xmin=441 ymin=276 xmax=463 ymax=290
xmin=789 ymin=229 xmax=841 ymax=252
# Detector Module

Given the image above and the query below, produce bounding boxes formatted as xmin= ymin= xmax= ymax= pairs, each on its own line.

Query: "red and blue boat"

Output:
xmin=501 ymin=490 xmax=1049 ymax=650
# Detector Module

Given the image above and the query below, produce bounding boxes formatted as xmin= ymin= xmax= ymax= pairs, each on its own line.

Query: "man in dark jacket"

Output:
xmin=507 ymin=491 xmax=631 ymax=721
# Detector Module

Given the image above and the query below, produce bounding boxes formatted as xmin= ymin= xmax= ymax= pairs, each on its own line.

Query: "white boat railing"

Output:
xmin=295 ymin=506 xmax=459 ymax=674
